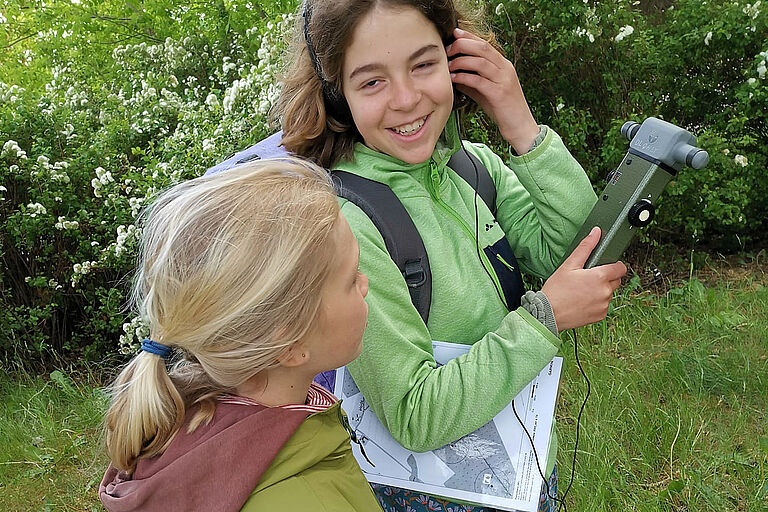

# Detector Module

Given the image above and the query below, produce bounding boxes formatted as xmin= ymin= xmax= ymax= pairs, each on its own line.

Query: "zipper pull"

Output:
xmin=496 ymin=252 xmax=516 ymax=272
xmin=429 ymin=160 xmax=441 ymax=199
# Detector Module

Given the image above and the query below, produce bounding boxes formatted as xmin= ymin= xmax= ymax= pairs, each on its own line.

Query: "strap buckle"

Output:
xmin=403 ymin=259 xmax=427 ymax=288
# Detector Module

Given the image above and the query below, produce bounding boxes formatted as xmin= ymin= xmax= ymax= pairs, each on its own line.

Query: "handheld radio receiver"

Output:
xmin=565 ymin=117 xmax=709 ymax=269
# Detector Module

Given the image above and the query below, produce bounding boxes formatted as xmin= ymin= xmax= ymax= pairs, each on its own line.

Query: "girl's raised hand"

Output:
xmin=446 ymin=28 xmax=539 ymax=154
xmin=540 ymin=227 xmax=628 ymax=331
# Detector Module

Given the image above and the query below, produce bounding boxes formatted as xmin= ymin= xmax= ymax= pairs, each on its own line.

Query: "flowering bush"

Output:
xmin=1 ymin=0 xmax=766 ymax=366
xmin=1 ymin=1 xmax=293 ymax=366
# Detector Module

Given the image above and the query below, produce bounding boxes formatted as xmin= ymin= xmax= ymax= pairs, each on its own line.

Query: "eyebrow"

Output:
xmin=348 ymin=44 xmax=442 ymax=82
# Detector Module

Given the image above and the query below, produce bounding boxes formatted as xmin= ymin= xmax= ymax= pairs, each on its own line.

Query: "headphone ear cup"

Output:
xmin=322 ymin=82 xmax=352 ymax=123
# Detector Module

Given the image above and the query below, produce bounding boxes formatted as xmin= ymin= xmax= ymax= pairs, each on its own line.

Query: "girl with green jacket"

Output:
xmin=278 ymin=1 xmax=627 ymax=510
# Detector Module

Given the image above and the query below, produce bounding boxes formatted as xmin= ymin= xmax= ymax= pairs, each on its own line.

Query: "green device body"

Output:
xmin=565 ymin=117 xmax=709 ymax=269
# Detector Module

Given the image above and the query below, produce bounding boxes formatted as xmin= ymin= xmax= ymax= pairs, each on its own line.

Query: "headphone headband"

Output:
xmin=302 ymin=1 xmax=352 ymax=122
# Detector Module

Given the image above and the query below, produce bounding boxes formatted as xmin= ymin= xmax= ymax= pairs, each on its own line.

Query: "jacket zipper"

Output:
xmin=426 ymin=160 xmax=506 ymax=302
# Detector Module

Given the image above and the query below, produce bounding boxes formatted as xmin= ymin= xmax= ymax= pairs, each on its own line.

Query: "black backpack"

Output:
xmin=206 ymin=133 xmax=524 ymax=323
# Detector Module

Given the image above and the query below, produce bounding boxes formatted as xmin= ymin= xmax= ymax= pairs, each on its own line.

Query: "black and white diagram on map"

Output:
xmin=335 ymin=342 xmax=562 ymax=512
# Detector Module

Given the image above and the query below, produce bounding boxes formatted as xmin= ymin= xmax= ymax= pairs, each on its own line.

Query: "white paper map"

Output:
xmin=334 ymin=341 xmax=562 ymax=512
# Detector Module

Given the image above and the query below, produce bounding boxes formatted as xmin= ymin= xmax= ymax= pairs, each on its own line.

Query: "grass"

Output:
xmin=1 ymin=261 xmax=766 ymax=511
xmin=0 ymin=368 xmax=108 ymax=511
xmin=556 ymin=264 xmax=768 ymax=511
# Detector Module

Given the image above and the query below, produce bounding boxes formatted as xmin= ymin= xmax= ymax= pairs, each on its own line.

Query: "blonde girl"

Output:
xmin=277 ymin=1 xmax=627 ymax=511
xmin=99 ymin=158 xmax=380 ymax=511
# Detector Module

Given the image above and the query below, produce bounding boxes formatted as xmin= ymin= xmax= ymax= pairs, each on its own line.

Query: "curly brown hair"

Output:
xmin=277 ymin=0 xmax=498 ymax=168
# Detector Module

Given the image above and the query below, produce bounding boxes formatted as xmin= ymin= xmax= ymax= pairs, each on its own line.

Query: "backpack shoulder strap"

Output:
xmin=331 ymin=170 xmax=431 ymax=325
xmin=448 ymin=146 xmax=497 ymax=215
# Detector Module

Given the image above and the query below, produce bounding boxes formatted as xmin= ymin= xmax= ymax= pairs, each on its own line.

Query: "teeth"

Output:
xmin=392 ymin=117 xmax=426 ymax=135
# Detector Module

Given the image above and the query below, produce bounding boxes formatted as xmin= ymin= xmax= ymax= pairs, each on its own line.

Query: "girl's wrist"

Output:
xmin=500 ymin=115 xmax=539 ymax=155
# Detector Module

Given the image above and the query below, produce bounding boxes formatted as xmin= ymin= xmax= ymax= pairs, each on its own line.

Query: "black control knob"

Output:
xmin=627 ymin=199 xmax=655 ymax=227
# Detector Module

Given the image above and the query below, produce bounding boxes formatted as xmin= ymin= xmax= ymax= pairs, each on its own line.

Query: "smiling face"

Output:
xmin=341 ymin=5 xmax=454 ymax=165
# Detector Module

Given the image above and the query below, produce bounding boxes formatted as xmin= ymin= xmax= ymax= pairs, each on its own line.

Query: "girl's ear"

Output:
xmin=276 ymin=343 xmax=310 ymax=368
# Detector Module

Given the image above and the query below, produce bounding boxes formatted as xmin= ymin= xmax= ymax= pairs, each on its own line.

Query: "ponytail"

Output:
xmin=104 ymin=352 xmax=184 ymax=472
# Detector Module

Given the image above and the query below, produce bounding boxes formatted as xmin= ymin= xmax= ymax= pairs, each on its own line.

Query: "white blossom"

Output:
xmin=743 ymin=1 xmax=762 ymax=19
xmin=119 ymin=316 xmax=149 ymax=353
xmin=223 ymin=59 xmax=237 ymax=75
xmin=91 ymin=178 xmax=103 ymax=197
xmin=704 ymin=31 xmax=713 ymax=45
xmin=205 ymin=93 xmax=219 ymax=108
xmin=495 ymin=3 xmax=504 ymax=16
xmin=96 ymin=166 xmax=114 ymax=185
xmin=734 ymin=154 xmax=748 ymax=167
xmin=2 ymin=140 xmax=27 ymax=160
xmin=26 ymin=202 xmax=47 ymax=217
xmin=71 ymin=260 xmax=97 ymax=286
xmin=574 ymin=27 xmax=595 ymax=42
xmin=615 ymin=25 xmax=635 ymax=42
xmin=114 ymin=224 xmax=138 ymax=256
xmin=55 ymin=216 xmax=79 ymax=230
xmin=128 ymin=197 xmax=145 ymax=217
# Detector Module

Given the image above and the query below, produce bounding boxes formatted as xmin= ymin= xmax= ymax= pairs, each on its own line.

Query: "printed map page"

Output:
xmin=334 ymin=342 xmax=562 ymax=512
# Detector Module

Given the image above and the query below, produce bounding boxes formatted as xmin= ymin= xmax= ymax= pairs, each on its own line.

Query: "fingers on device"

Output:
xmin=565 ymin=117 xmax=709 ymax=269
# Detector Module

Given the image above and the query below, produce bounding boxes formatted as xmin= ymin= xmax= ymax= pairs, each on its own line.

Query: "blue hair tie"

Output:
xmin=141 ymin=338 xmax=172 ymax=359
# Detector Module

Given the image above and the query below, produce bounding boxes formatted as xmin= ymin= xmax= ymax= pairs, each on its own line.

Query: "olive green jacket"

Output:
xmin=241 ymin=402 xmax=381 ymax=511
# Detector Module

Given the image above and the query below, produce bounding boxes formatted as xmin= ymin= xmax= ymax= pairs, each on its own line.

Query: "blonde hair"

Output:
xmin=104 ymin=157 xmax=340 ymax=472
xmin=278 ymin=0 xmax=497 ymax=168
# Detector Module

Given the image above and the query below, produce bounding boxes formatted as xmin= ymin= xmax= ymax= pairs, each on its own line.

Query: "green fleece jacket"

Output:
xmin=337 ymin=113 xmax=596 ymax=477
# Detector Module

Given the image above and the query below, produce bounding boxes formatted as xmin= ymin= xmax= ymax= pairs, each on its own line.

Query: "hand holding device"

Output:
xmin=542 ymin=227 xmax=627 ymax=331
xmin=446 ymin=28 xmax=538 ymax=154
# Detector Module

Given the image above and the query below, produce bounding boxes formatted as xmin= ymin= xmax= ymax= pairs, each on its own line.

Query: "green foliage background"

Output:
xmin=1 ymin=0 xmax=766 ymax=367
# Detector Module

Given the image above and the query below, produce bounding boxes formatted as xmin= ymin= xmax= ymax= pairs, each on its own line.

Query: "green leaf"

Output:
xmin=49 ymin=370 xmax=74 ymax=394
xmin=660 ymin=478 xmax=686 ymax=499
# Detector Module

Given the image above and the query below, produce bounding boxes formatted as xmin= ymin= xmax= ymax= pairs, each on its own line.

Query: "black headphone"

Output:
xmin=302 ymin=1 xmax=353 ymax=123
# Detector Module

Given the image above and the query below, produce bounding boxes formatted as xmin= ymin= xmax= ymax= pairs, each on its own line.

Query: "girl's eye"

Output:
xmin=415 ymin=61 xmax=434 ymax=71
xmin=363 ymin=79 xmax=379 ymax=89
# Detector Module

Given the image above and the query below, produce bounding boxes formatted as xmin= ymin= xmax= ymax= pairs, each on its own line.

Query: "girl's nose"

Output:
xmin=388 ymin=78 xmax=421 ymax=111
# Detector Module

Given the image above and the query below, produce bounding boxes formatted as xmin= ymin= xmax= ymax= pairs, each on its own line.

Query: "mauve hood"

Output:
xmin=99 ymin=402 xmax=309 ymax=512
